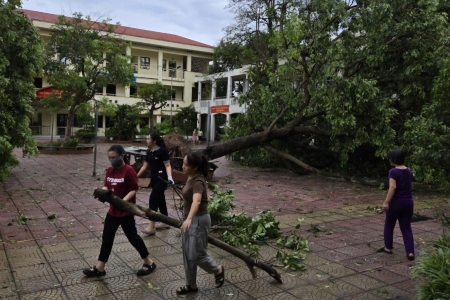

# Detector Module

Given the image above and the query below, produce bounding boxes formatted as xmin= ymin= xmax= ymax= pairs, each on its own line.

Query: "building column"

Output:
xmin=156 ymin=115 xmax=162 ymax=124
xmin=226 ymin=113 xmax=231 ymax=124
xmin=158 ymin=49 xmax=163 ymax=81
xmin=210 ymin=114 xmax=216 ymax=142
xmin=212 ymin=81 xmax=216 ymax=100
xmin=125 ymin=46 xmax=131 ymax=97
xmin=226 ymin=76 xmax=233 ymax=99
xmin=187 ymin=53 xmax=192 ymax=72
xmin=198 ymin=81 xmax=202 ymax=101
xmin=197 ymin=113 xmax=201 ymax=130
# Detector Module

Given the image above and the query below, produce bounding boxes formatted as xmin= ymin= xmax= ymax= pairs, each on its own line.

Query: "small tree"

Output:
xmin=42 ymin=12 xmax=134 ymax=140
xmin=0 ymin=0 xmax=43 ymax=181
xmin=174 ymin=105 xmax=197 ymax=136
xmin=135 ymin=82 xmax=171 ymax=132
xmin=109 ymin=104 xmax=141 ymax=140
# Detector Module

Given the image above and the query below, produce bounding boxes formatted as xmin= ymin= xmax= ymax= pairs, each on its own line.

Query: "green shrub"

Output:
xmin=411 ymin=231 xmax=450 ymax=300
xmin=74 ymin=129 xmax=95 ymax=139
xmin=139 ymin=126 xmax=150 ymax=135
xmin=64 ymin=139 xmax=79 ymax=148
xmin=154 ymin=119 xmax=173 ymax=136
xmin=50 ymin=141 xmax=62 ymax=147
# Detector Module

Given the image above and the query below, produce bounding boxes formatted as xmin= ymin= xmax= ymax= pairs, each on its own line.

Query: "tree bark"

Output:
xmin=93 ymin=188 xmax=283 ymax=283
xmin=149 ymin=110 xmax=154 ymax=132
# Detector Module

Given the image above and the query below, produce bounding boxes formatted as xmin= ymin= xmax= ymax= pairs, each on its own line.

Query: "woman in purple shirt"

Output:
xmin=382 ymin=150 xmax=415 ymax=260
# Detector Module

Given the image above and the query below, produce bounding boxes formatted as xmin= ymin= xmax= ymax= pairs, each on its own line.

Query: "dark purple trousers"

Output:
xmin=384 ymin=199 xmax=414 ymax=254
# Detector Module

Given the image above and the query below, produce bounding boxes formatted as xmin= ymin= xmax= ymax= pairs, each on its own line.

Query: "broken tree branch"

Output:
xmin=263 ymin=144 xmax=340 ymax=178
xmin=92 ymin=188 xmax=283 ymax=283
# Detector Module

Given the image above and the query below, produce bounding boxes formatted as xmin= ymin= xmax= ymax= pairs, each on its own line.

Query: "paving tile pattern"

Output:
xmin=0 ymin=144 xmax=448 ymax=299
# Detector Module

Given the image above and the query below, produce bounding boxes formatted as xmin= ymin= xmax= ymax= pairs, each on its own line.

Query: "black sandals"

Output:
xmin=215 ymin=266 xmax=225 ymax=288
xmin=82 ymin=266 xmax=106 ymax=277
xmin=136 ymin=262 xmax=157 ymax=276
xmin=176 ymin=285 xmax=199 ymax=294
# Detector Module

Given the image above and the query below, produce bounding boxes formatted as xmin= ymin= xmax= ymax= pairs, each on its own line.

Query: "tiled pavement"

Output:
xmin=0 ymin=143 xmax=448 ymax=299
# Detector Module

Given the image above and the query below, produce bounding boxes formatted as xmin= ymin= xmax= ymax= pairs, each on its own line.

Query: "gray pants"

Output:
xmin=182 ymin=214 xmax=218 ymax=286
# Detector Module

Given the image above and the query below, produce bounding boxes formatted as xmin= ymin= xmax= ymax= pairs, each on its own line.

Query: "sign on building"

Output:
xmin=211 ymin=105 xmax=229 ymax=113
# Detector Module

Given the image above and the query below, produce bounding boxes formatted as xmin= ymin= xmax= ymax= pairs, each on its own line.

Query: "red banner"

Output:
xmin=211 ymin=105 xmax=229 ymax=113
xmin=36 ymin=86 xmax=62 ymax=98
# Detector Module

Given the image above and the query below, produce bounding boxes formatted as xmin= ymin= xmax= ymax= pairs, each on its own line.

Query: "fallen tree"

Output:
xmin=199 ymin=0 xmax=450 ymax=190
xmin=93 ymin=188 xmax=283 ymax=283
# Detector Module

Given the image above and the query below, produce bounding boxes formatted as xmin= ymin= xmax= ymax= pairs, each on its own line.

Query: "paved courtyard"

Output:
xmin=0 ymin=143 xmax=448 ymax=299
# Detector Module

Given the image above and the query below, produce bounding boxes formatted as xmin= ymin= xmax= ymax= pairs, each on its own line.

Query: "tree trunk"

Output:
xmin=149 ymin=110 xmax=154 ymax=132
xmin=65 ymin=107 xmax=76 ymax=140
xmin=92 ymin=188 xmax=283 ymax=283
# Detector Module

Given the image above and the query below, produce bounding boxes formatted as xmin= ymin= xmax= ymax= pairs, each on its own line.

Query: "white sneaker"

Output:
xmin=155 ymin=222 xmax=170 ymax=229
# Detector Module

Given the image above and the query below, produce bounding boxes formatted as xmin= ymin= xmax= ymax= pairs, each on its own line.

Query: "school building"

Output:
xmin=22 ymin=9 xmax=215 ymax=138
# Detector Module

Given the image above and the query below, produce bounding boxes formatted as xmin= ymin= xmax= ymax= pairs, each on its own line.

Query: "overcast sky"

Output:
xmin=21 ymin=0 xmax=235 ymax=46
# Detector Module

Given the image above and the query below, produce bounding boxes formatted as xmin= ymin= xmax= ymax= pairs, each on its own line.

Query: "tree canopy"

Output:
xmin=205 ymin=0 xmax=450 ymax=189
xmin=42 ymin=13 xmax=134 ymax=139
xmin=135 ymin=82 xmax=171 ymax=132
xmin=0 ymin=0 xmax=43 ymax=181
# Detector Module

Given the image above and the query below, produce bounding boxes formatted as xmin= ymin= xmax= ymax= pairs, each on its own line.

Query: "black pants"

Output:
xmin=98 ymin=214 xmax=149 ymax=262
xmin=149 ymin=179 xmax=168 ymax=216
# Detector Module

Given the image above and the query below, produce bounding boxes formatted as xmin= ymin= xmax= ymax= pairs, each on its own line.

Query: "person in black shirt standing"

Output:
xmin=137 ymin=133 xmax=174 ymax=235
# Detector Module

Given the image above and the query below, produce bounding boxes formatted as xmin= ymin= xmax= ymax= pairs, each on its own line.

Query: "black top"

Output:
xmin=145 ymin=147 xmax=170 ymax=181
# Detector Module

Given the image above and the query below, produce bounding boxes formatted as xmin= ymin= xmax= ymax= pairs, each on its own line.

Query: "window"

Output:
xmin=95 ymin=85 xmax=103 ymax=94
xmin=97 ymin=115 xmax=104 ymax=128
xmin=169 ymin=89 xmax=176 ymax=99
xmin=140 ymin=57 xmax=150 ymax=69
xmin=130 ymin=85 xmax=137 ymax=96
xmin=34 ymin=78 xmax=43 ymax=89
xmin=162 ymin=59 xmax=167 ymax=71
xmin=168 ymin=60 xmax=176 ymax=76
xmin=131 ymin=56 xmax=139 ymax=73
xmin=57 ymin=114 xmax=68 ymax=127
xmin=106 ymin=84 xmax=116 ymax=95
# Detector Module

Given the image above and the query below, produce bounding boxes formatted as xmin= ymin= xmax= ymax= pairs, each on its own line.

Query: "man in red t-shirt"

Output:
xmin=83 ymin=145 xmax=157 ymax=277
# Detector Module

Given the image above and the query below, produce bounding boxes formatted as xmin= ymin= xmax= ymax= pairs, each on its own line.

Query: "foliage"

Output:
xmin=138 ymin=126 xmax=150 ymax=135
xmin=173 ymin=105 xmax=198 ymax=136
xmin=104 ymin=128 xmax=114 ymax=139
xmin=135 ymin=82 xmax=171 ymax=132
xmin=64 ymin=139 xmax=79 ymax=148
xmin=221 ymin=211 xmax=281 ymax=257
xmin=0 ymin=0 xmax=43 ymax=181
xmin=154 ymin=119 xmax=173 ymax=136
xmin=411 ymin=231 xmax=450 ymax=300
xmin=403 ymin=61 xmax=450 ymax=191
xmin=274 ymin=251 xmax=307 ymax=271
xmin=74 ymin=129 xmax=95 ymax=139
xmin=42 ymin=12 xmax=133 ymax=139
xmin=217 ymin=0 xmax=450 ymax=187
xmin=109 ymin=104 xmax=141 ymax=140
xmin=208 ymin=184 xmax=236 ymax=224
xmin=277 ymin=232 xmax=310 ymax=252
xmin=75 ymin=102 xmax=95 ymax=129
